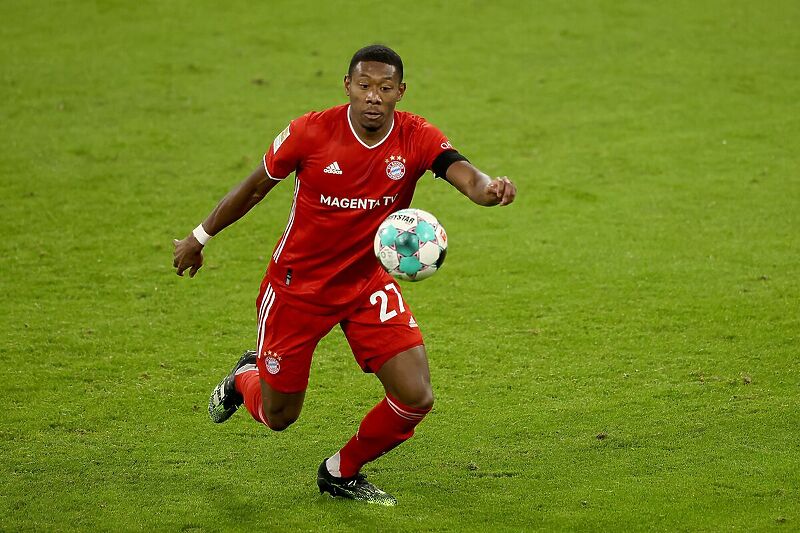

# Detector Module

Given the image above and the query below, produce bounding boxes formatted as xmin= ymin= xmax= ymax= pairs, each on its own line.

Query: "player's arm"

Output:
xmin=172 ymin=164 xmax=279 ymax=277
xmin=441 ymin=159 xmax=516 ymax=207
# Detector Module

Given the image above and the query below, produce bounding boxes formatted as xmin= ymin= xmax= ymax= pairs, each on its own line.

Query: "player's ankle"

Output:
xmin=325 ymin=453 xmax=355 ymax=478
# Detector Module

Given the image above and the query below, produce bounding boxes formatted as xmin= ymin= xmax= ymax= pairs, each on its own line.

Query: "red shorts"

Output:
xmin=254 ymin=272 xmax=424 ymax=393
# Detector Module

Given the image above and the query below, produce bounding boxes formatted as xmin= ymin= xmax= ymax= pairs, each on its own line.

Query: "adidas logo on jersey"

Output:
xmin=323 ymin=161 xmax=343 ymax=174
xmin=409 ymin=317 xmax=418 ymax=328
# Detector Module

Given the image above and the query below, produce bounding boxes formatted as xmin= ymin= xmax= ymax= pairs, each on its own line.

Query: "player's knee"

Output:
xmin=265 ymin=415 xmax=297 ymax=432
xmin=264 ymin=407 xmax=300 ymax=431
xmin=416 ymin=389 xmax=434 ymax=411
xmin=261 ymin=389 xmax=304 ymax=431
xmin=398 ymin=387 xmax=434 ymax=412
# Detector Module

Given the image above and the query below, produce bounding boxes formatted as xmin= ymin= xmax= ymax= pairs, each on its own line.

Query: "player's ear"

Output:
xmin=344 ymin=75 xmax=351 ymax=96
xmin=397 ymin=82 xmax=406 ymax=101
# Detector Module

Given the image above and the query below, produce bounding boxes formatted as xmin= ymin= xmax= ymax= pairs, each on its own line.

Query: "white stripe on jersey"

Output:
xmin=263 ymin=153 xmax=281 ymax=182
xmin=273 ymin=178 xmax=300 ymax=263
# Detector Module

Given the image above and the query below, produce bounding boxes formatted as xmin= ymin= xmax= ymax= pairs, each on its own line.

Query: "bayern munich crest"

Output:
xmin=385 ymin=155 xmax=406 ymax=180
xmin=262 ymin=350 xmax=281 ymax=375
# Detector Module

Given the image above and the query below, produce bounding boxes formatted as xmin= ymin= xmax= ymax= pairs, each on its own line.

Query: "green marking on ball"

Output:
xmin=395 ymin=232 xmax=420 ymax=256
xmin=416 ymin=220 xmax=436 ymax=243
xmin=379 ymin=225 xmax=398 ymax=246
xmin=399 ymin=256 xmax=422 ymax=275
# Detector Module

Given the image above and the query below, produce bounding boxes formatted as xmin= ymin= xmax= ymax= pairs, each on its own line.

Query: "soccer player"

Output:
xmin=172 ymin=44 xmax=516 ymax=506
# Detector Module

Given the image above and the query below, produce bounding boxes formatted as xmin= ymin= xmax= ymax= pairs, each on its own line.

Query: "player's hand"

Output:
xmin=172 ymin=235 xmax=204 ymax=277
xmin=486 ymin=177 xmax=516 ymax=206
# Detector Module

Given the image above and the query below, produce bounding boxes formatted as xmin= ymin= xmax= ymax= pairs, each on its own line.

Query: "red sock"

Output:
xmin=332 ymin=394 xmax=431 ymax=478
xmin=234 ymin=370 xmax=270 ymax=426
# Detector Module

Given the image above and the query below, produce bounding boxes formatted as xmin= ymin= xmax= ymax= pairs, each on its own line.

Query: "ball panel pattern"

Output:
xmin=374 ymin=208 xmax=448 ymax=282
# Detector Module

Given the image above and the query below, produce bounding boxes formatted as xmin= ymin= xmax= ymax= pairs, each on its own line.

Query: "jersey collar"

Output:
xmin=346 ymin=105 xmax=394 ymax=150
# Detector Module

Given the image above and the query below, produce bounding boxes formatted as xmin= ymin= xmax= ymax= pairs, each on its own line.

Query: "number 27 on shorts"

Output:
xmin=369 ymin=284 xmax=405 ymax=322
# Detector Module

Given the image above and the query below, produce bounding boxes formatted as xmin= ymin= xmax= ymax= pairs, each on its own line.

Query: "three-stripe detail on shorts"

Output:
xmin=256 ymin=283 xmax=276 ymax=359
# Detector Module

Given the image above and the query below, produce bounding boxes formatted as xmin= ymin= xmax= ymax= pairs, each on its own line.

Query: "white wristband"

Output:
xmin=192 ymin=224 xmax=212 ymax=245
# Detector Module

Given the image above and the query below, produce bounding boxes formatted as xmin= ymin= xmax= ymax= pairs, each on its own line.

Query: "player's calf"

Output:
xmin=331 ymin=393 xmax=432 ymax=479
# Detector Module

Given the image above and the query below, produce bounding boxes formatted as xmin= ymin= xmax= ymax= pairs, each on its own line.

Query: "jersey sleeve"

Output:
xmin=263 ymin=113 xmax=311 ymax=181
xmin=416 ymin=120 xmax=456 ymax=175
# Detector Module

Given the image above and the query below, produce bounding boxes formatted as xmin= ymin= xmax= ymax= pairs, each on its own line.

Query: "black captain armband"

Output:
xmin=431 ymin=150 xmax=469 ymax=181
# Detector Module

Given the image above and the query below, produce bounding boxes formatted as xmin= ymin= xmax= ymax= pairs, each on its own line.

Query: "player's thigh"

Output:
xmin=255 ymin=280 xmax=338 ymax=397
xmin=341 ymin=274 xmax=425 ymax=378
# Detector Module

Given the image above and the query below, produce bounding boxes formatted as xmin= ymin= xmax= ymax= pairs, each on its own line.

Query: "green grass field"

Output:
xmin=2 ymin=0 xmax=799 ymax=530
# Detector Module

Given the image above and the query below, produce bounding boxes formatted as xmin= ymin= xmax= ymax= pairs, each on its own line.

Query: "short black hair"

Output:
xmin=348 ymin=44 xmax=404 ymax=81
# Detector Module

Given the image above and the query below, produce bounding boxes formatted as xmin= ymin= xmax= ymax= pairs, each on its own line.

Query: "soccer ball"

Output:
xmin=373 ymin=208 xmax=448 ymax=281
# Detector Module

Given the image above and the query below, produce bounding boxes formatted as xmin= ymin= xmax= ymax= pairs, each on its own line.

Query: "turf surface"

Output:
xmin=2 ymin=0 xmax=799 ymax=530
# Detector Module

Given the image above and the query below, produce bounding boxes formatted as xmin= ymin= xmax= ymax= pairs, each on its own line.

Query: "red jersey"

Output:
xmin=262 ymin=104 xmax=452 ymax=314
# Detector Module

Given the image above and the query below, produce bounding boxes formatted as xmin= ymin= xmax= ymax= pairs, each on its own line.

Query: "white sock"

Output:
xmin=326 ymin=453 xmax=342 ymax=478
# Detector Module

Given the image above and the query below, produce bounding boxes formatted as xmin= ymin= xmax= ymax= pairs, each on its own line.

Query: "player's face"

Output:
xmin=344 ymin=61 xmax=406 ymax=134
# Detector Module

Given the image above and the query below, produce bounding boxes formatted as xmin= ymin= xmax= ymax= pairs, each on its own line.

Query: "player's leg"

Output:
xmin=210 ymin=279 xmax=335 ymax=431
xmin=325 ymin=345 xmax=433 ymax=476
xmin=211 ymin=351 xmax=305 ymax=430
xmin=234 ymin=367 xmax=306 ymax=431
xmin=317 ymin=277 xmax=431 ymax=505
xmin=375 ymin=344 xmax=434 ymax=410
xmin=317 ymin=346 xmax=432 ymax=506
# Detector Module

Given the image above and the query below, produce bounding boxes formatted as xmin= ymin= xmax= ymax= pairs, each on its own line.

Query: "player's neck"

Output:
xmin=348 ymin=107 xmax=394 ymax=147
